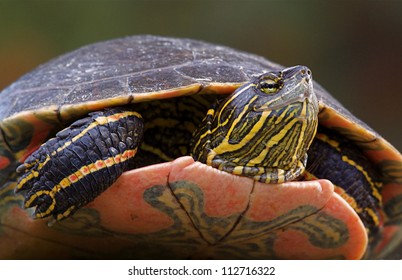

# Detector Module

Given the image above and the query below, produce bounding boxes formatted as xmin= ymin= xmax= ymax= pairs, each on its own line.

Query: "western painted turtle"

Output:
xmin=0 ymin=35 xmax=401 ymax=259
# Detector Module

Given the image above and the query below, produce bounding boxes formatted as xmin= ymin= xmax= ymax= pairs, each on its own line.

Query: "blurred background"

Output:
xmin=0 ymin=0 xmax=401 ymax=258
xmin=0 ymin=0 xmax=401 ymax=151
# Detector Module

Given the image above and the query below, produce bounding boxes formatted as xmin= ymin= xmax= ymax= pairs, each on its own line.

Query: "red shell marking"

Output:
xmin=0 ymin=156 xmax=10 ymax=170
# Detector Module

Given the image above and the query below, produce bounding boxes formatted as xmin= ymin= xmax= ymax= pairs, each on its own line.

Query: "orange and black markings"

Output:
xmin=16 ymin=108 xmax=144 ymax=220
xmin=306 ymin=127 xmax=383 ymax=241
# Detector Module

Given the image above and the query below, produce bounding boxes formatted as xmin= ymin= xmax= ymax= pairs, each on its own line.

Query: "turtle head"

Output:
xmin=191 ymin=65 xmax=319 ymax=183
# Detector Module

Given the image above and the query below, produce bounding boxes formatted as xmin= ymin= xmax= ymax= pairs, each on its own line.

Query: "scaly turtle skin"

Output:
xmin=0 ymin=36 xmax=401 ymax=259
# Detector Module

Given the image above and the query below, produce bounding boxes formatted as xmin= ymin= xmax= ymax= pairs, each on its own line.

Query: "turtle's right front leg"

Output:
xmin=15 ymin=107 xmax=144 ymax=221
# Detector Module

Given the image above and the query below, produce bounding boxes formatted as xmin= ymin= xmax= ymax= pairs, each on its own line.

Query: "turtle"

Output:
xmin=0 ymin=35 xmax=401 ymax=260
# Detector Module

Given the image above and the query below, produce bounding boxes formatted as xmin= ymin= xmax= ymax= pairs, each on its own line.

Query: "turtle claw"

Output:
xmin=32 ymin=204 xmax=53 ymax=219
xmin=16 ymin=163 xmax=31 ymax=173
xmin=24 ymin=189 xmax=57 ymax=219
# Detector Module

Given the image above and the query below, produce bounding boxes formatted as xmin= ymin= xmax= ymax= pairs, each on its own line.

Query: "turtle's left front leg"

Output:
xmin=15 ymin=107 xmax=144 ymax=221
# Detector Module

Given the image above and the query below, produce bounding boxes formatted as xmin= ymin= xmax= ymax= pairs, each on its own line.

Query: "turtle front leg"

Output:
xmin=15 ymin=107 xmax=144 ymax=221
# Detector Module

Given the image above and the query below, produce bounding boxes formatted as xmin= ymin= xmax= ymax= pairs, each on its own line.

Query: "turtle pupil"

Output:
xmin=260 ymin=80 xmax=280 ymax=93
xmin=262 ymin=83 xmax=277 ymax=89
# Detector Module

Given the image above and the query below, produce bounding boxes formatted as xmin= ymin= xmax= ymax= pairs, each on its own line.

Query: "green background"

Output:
xmin=0 ymin=0 xmax=401 ymax=151
xmin=0 ymin=0 xmax=401 ymax=258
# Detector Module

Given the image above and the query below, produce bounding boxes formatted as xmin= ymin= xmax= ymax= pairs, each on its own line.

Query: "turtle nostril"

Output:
xmin=300 ymin=68 xmax=312 ymax=80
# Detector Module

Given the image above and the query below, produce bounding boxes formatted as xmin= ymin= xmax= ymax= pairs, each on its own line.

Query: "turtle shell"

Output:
xmin=0 ymin=35 xmax=401 ymax=259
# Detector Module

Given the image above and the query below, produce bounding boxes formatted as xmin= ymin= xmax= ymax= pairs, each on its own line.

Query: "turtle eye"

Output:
xmin=259 ymin=78 xmax=282 ymax=94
